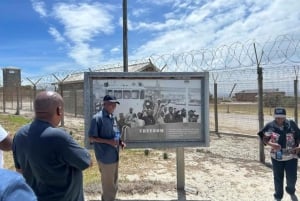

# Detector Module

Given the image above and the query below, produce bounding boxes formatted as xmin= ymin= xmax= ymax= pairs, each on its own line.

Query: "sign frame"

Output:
xmin=84 ymin=72 xmax=209 ymax=148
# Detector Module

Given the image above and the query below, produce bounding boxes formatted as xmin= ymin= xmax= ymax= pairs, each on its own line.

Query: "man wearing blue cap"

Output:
xmin=258 ymin=107 xmax=300 ymax=201
xmin=88 ymin=95 xmax=126 ymax=201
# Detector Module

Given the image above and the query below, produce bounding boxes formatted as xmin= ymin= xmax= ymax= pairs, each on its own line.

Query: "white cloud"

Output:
xmin=50 ymin=2 xmax=115 ymax=67
xmin=48 ymin=27 xmax=65 ymax=43
xmin=129 ymin=19 xmax=179 ymax=31
xmin=29 ymin=0 xmax=300 ymax=70
xmin=137 ymin=0 xmax=181 ymax=6
xmin=31 ymin=1 xmax=117 ymax=67
xmin=31 ymin=0 xmax=47 ymax=17
xmin=110 ymin=46 xmax=121 ymax=54
xmin=119 ymin=17 xmax=134 ymax=31
xmin=68 ymin=43 xmax=103 ymax=67
xmin=53 ymin=3 xmax=114 ymax=43
xmin=132 ymin=8 xmax=148 ymax=17
xmin=131 ymin=0 xmax=300 ymax=62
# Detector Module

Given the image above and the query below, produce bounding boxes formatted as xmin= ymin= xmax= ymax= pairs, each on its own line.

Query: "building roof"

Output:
xmin=62 ymin=60 xmax=160 ymax=84
xmin=2 ymin=66 xmax=21 ymax=70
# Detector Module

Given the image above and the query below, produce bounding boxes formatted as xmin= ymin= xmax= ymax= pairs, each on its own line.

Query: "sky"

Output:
xmin=0 ymin=0 xmax=300 ymax=78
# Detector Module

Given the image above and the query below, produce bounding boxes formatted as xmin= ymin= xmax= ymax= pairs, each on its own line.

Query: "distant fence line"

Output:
xmin=0 ymin=34 xmax=300 ymax=137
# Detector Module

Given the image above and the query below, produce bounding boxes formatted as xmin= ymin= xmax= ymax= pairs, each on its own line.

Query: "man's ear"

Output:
xmin=56 ymin=107 xmax=61 ymax=116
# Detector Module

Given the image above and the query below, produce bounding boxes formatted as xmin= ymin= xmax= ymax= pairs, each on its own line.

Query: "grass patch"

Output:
xmin=83 ymin=151 xmax=100 ymax=185
xmin=0 ymin=114 xmax=32 ymax=169
xmin=0 ymin=114 xmax=31 ymax=134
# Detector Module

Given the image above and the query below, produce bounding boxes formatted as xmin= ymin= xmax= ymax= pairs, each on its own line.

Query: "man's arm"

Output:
xmin=12 ymin=134 xmax=23 ymax=173
xmin=0 ymin=135 xmax=12 ymax=151
xmin=60 ymin=133 xmax=92 ymax=170
xmin=289 ymin=120 xmax=300 ymax=154
xmin=89 ymin=136 xmax=118 ymax=146
xmin=265 ymin=140 xmax=281 ymax=150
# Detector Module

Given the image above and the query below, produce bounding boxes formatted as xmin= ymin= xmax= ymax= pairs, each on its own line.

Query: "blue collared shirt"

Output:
xmin=88 ymin=109 xmax=119 ymax=164
xmin=0 ymin=168 xmax=37 ymax=201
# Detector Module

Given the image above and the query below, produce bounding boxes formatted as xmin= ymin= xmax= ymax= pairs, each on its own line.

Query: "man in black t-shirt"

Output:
xmin=13 ymin=91 xmax=91 ymax=201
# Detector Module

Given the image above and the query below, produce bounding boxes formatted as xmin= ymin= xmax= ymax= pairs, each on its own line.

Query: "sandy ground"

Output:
xmin=82 ymin=133 xmax=300 ymax=201
xmin=5 ymin=110 xmax=300 ymax=201
xmin=83 ymin=134 xmax=300 ymax=201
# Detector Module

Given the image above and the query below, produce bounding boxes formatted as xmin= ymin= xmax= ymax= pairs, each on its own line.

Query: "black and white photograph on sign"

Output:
xmin=92 ymin=78 xmax=202 ymax=142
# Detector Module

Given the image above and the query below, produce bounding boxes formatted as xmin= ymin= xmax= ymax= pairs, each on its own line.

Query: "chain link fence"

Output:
xmin=1 ymin=33 xmax=300 ymax=198
xmin=0 ymin=34 xmax=299 ymax=135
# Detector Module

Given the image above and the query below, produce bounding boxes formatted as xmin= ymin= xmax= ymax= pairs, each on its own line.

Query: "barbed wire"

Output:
xmin=155 ymin=34 xmax=300 ymax=72
xmin=1 ymin=34 xmax=299 ymax=87
xmin=19 ymin=59 xmax=149 ymax=86
xmin=209 ymin=65 xmax=300 ymax=83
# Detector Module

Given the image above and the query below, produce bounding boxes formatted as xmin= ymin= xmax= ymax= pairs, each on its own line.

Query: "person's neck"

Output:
xmin=35 ymin=117 xmax=56 ymax=127
xmin=275 ymin=121 xmax=284 ymax=127
xmin=103 ymin=108 xmax=113 ymax=115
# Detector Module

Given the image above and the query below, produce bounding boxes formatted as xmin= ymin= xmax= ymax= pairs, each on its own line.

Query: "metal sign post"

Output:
xmin=176 ymin=147 xmax=185 ymax=190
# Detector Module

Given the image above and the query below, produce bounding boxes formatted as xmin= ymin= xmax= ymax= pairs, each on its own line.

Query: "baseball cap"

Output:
xmin=103 ymin=95 xmax=120 ymax=104
xmin=274 ymin=107 xmax=286 ymax=118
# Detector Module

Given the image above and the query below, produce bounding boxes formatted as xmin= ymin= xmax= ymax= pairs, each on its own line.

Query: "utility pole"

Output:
xmin=123 ymin=0 xmax=128 ymax=72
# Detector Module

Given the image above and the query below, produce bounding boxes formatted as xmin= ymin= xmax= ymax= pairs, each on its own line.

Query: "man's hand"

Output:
xmin=268 ymin=142 xmax=281 ymax=151
xmin=109 ymin=139 xmax=119 ymax=147
xmin=120 ymin=140 xmax=126 ymax=150
xmin=16 ymin=168 xmax=23 ymax=174
xmin=90 ymin=137 xmax=125 ymax=148
xmin=292 ymin=146 xmax=300 ymax=154
xmin=0 ymin=135 xmax=12 ymax=151
xmin=89 ymin=159 xmax=93 ymax=167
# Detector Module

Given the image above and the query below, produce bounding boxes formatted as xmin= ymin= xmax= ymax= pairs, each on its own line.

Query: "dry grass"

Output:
xmin=1 ymin=114 xmax=32 ymax=169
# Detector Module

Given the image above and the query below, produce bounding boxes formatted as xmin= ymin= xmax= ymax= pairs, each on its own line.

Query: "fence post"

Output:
xmin=254 ymin=43 xmax=265 ymax=164
xmin=74 ymin=89 xmax=77 ymax=117
xmin=59 ymin=82 xmax=64 ymax=127
xmin=16 ymin=81 xmax=20 ymax=115
xmin=2 ymin=84 xmax=5 ymax=113
xmin=294 ymin=66 xmax=299 ymax=124
xmin=26 ymin=78 xmax=42 ymax=111
xmin=212 ymin=73 xmax=220 ymax=136
xmin=295 ymin=79 xmax=298 ymax=124
xmin=53 ymin=74 xmax=69 ymax=127
xmin=214 ymin=82 xmax=218 ymax=134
